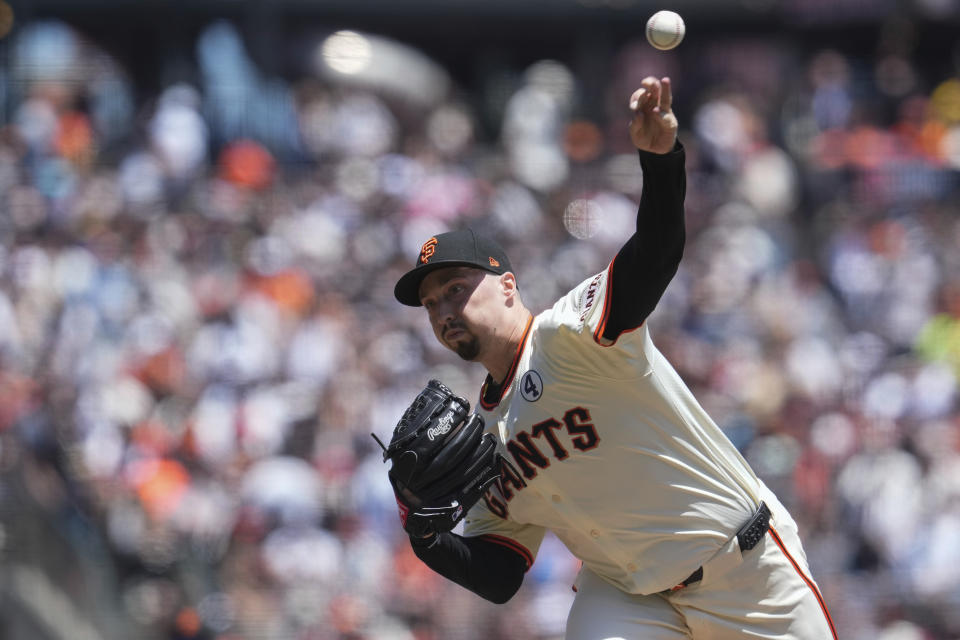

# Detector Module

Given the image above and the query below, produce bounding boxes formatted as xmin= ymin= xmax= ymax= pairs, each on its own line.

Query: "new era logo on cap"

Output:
xmin=394 ymin=229 xmax=514 ymax=307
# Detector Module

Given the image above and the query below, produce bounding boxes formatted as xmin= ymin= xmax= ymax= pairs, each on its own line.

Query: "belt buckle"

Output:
xmin=736 ymin=502 xmax=771 ymax=552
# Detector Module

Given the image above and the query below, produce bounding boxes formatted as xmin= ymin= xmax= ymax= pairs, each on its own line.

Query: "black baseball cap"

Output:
xmin=394 ymin=229 xmax=513 ymax=306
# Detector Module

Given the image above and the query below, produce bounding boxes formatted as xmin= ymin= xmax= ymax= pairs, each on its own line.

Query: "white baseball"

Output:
xmin=646 ymin=10 xmax=685 ymax=51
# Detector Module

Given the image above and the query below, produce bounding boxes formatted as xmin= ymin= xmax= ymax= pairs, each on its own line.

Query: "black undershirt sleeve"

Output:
xmin=602 ymin=141 xmax=687 ymax=342
xmin=409 ymin=532 xmax=527 ymax=604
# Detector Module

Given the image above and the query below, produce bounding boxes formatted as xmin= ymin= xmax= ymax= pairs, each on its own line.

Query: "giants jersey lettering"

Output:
xmin=463 ymin=265 xmax=765 ymax=595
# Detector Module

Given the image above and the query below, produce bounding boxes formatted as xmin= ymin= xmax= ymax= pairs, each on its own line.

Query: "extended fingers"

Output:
xmin=659 ymin=77 xmax=672 ymax=113
xmin=630 ymin=76 xmax=662 ymax=112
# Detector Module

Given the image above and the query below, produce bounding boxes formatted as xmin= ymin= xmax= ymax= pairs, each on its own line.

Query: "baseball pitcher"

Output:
xmin=379 ymin=76 xmax=837 ymax=639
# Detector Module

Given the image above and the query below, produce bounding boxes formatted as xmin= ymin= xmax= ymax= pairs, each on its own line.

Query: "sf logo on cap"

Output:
xmin=419 ymin=238 xmax=438 ymax=264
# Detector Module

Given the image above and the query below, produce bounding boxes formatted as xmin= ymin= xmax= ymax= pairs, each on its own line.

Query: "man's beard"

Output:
xmin=455 ymin=336 xmax=480 ymax=361
xmin=444 ymin=322 xmax=480 ymax=361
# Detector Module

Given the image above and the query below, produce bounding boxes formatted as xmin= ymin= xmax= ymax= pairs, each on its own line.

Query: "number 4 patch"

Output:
xmin=520 ymin=371 xmax=543 ymax=402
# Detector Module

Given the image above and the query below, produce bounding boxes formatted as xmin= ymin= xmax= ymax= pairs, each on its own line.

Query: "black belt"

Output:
xmin=668 ymin=502 xmax=771 ymax=592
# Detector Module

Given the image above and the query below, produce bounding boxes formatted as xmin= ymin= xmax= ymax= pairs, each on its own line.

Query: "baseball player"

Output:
xmin=381 ymin=76 xmax=837 ymax=639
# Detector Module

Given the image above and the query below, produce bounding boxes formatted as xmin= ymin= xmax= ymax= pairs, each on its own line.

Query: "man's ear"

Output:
xmin=499 ymin=272 xmax=517 ymax=298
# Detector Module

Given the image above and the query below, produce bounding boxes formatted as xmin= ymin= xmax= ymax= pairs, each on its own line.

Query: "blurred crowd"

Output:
xmin=1 ymin=13 xmax=960 ymax=640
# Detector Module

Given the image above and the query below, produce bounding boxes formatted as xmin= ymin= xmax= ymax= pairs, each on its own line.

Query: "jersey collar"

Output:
xmin=479 ymin=314 xmax=533 ymax=411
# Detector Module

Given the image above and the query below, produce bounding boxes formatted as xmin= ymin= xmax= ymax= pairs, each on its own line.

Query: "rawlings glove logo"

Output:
xmin=427 ymin=411 xmax=456 ymax=441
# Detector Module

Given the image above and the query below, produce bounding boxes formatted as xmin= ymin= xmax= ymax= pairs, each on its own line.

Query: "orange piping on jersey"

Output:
xmin=769 ymin=526 xmax=838 ymax=639
xmin=591 ymin=257 xmax=645 ymax=347
xmin=479 ymin=314 xmax=534 ymax=410
xmin=592 ymin=259 xmax=616 ymax=344
xmin=478 ymin=533 xmax=534 ymax=570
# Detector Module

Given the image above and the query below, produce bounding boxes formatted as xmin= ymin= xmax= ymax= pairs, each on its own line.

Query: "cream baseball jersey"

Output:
xmin=462 ymin=264 xmax=767 ymax=595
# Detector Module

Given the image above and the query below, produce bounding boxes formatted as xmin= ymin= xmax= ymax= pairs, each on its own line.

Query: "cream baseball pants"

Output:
xmin=565 ymin=495 xmax=837 ymax=639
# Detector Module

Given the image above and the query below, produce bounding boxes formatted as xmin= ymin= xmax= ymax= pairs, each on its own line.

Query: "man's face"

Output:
xmin=418 ymin=267 xmax=499 ymax=361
